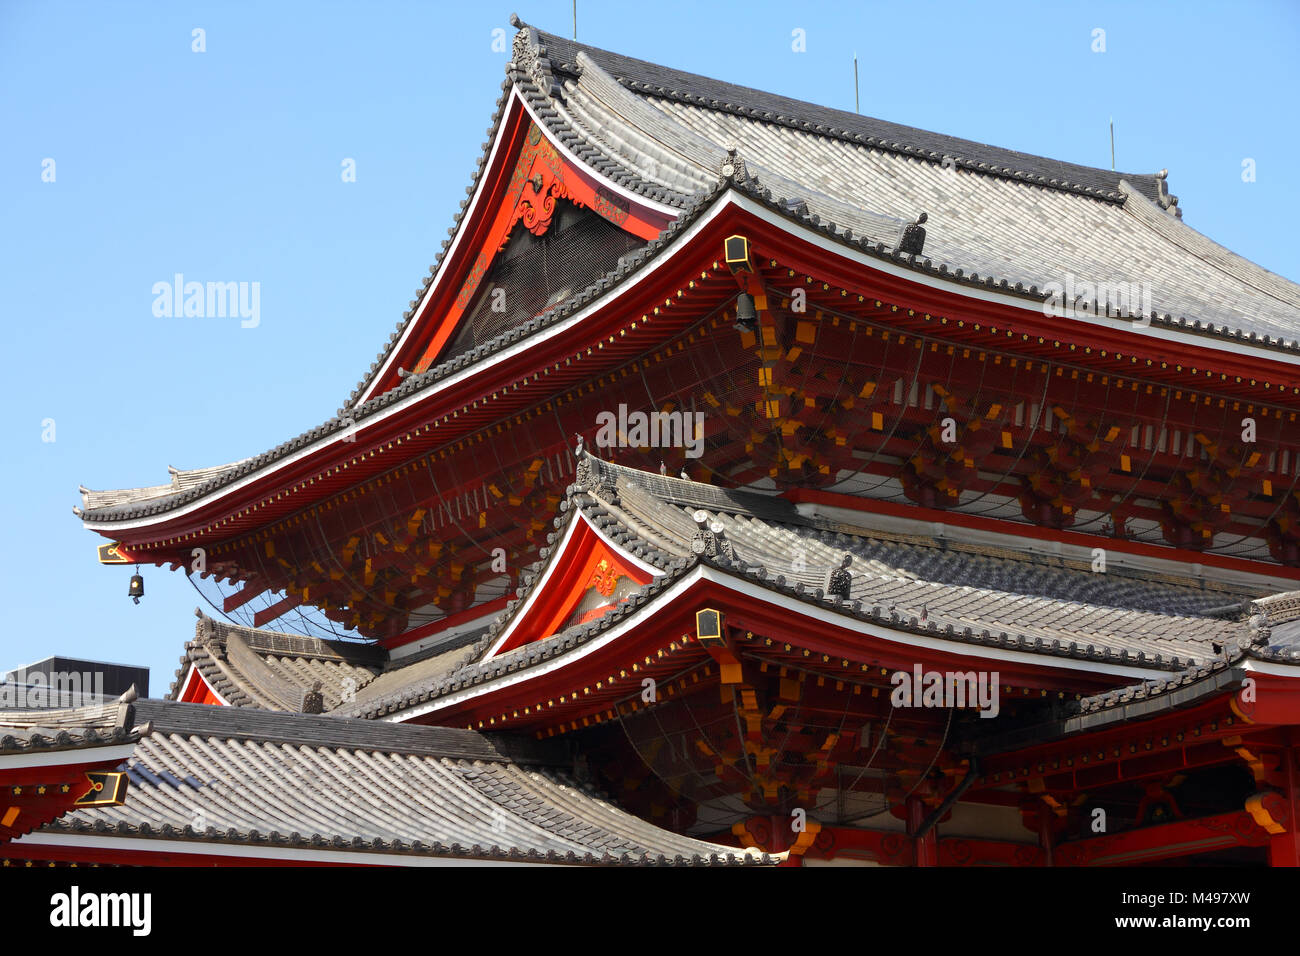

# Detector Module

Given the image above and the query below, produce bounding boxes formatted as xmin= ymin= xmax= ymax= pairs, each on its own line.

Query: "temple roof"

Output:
xmin=334 ymin=454 xmax=1293 ymax=721
xmin=169 ymin=611 xmax=384 ymax=710
xmin=76 ymin=22 xmax=1300 ymax=528
xmin=176 ymin=457 xmax=1299 ymax=724
xmin=34 ymin=699 xmax=772 ymax=865
xmin=167 ymin=610 xmax=498 ymax=713
xmin=513 ymin=23 xmax=1300 ymax=343
xmin=345 ymin=17 xmax=1300 ymax=408
xmin=964 ymin=604 xmax=1300 ymax=753
xmin=0 ymin=691 xmax=144 ymax=757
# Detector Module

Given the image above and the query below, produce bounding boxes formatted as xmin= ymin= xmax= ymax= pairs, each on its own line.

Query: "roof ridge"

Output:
xmin=132 ymin=698 xmax=562 ymax=763
xmin=521 ymin=21 xmax=1164 ymax=205
xmin=196 ymin=610 xmax=384 ymax=664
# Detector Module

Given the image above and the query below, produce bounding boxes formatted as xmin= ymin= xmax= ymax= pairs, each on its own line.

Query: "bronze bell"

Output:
xmin=733 ymin=292 xmax=758 ymax=333
xmin=128 ymin=568 xmax=144 ymax=604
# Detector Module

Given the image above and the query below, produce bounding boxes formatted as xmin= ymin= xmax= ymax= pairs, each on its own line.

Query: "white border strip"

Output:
xmin=1243 ymin=659 xmax=1300 ymax=678
xmin=0 ymin=743 xmax=136 ymax=771
xmin=13 ymin=831 xmax=552 ymax=867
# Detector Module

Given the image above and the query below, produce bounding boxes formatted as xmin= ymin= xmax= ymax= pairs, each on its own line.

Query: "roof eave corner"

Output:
xmin=508 ymin=16 xmax=562 ymax=101
xmin=1119 ymin=172 xmax=1181 ymax=218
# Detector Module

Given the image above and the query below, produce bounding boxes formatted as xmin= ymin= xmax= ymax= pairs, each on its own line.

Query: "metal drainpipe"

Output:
xmin=913 ymin=758 xmax=981 ymax=841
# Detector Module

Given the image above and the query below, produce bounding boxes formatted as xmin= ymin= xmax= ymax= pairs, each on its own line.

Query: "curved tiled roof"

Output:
xmin=337 ymin=558 xmax=694 ymax=721
xmin=513 ymin=19 xmax=1299 ymax=350
xmin=967 ymin=632 xmax=1300 ymax=758
xmin=77 ymin=22 xmax=1300 ymax=535
xmin=0 ymin=690 xmax=145 ymax=757
xmin=337 ymin=454 xmax=1284 ymax=722
xmin=169 ymin=611 xmax=383 ymax=711
xmin=528 ymin=23 xmax=1159 ymax=204
xmin=41 ymin=699 xmax=771 ymax=866
xmin=593 ymin=456 xmax=1258 ymax=662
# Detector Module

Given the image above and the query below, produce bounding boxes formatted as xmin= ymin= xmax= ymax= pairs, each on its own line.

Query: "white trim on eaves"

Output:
xmin=385 ymin=561 xmax=1166 ymax=724
xmin=0 ymin=744 xmax=137 ymax=772
xmin=13 ymin=831 xmax=558 ymax=867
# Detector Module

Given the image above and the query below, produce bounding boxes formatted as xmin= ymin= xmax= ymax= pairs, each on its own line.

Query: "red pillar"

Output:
xmin=1268 ymin=738 xmax=1300 ymax=867
xmin=907 ymin=795 xmax=937 ymax=867
xmin=1039 ymin=807 xmax=1055 ymax=867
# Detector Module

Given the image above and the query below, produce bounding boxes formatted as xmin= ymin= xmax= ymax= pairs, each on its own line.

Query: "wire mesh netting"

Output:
xmin=444 ymin=200 xmax=647 ymax=361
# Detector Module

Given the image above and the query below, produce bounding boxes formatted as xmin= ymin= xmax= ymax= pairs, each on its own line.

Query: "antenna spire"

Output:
xmin=853 ymin=52 xmax=860 ymax=114
xmin=1109 ymin=116 xmax=1115 ymax=171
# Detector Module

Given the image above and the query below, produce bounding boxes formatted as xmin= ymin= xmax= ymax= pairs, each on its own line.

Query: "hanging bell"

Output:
xmin=733 ymin=292 xmax=758 ymax=333
xmin=128 ymin=568 xmax=145 ymax=605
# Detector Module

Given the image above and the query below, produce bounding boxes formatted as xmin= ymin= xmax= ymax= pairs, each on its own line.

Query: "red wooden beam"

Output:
xmin=1054 ymin=810 xmax=1269 ymax=866
xmin=222 ymin=578 xmax=267 ymax=613
xmin=252 ymin=593 xmax=303 ymax=629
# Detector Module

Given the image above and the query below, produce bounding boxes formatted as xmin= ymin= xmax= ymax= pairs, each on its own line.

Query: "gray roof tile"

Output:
xmin=42 ymin=699 xmax=770 ymax=865
xmin=168 ymin=612 xmax=383 ymax=712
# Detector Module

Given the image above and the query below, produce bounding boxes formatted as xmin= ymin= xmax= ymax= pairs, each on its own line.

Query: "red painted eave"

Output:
xmin=82 ymin=196 xmax=1300 ymax=557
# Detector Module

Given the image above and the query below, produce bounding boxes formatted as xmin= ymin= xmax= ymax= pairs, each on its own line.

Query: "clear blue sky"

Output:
xmin=2 ymin=0 xmax=1296 ymax=695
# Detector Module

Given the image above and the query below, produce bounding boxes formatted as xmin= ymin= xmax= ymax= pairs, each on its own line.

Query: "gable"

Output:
xmin=176 ymin=666 xmax=226 ymax=706
xmin=484 ymin=511 xmax=659 ymax=658
xmin=441 ymin=198 xmax=646 ymax=362
xmin=360 ymin=103 xmax=673 ymax=403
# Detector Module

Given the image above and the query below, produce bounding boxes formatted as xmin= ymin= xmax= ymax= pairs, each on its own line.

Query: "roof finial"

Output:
xmin=574 ymin=433 xmax=584 ymax=458
xmin=718 ymin=144 xmax=752 ymax=186
xmin=853 ymin=52 xmax=859 ymax=114
xmin=827 ymin=555 xmax=853 ymax=600
xmin=1153 ymin=169 xmax=1179 ymax=212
